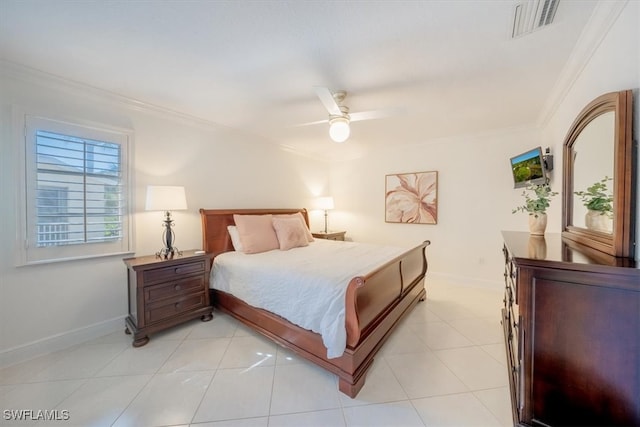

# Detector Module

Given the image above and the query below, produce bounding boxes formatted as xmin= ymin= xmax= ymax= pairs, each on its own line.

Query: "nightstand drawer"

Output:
xmin=144 ymin=276 xmax=206 ymax=303
xmin=143 ymin=260 xmax=206 ymax=283
xmin=312 ymin=231 xmax=346 ymax=241
xmin=145 ymin=293 xmax=206 ymax=324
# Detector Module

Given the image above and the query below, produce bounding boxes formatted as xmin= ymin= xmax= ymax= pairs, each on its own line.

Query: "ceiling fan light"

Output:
xmin=329 ymin=117 xmax=350 ymax=143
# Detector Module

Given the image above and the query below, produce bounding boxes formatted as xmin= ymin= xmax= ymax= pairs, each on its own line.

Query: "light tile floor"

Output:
xmin=0 ymin=281 xmax=512 ymax=427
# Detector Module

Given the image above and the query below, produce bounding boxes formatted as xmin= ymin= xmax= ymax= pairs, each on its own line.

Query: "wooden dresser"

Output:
xmin=502 ymin=231 xmax=639 ymax=427
xmin=123 ymin=250 xmax=213 ymax=346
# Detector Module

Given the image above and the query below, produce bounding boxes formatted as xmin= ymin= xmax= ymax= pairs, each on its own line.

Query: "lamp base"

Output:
xmin=155 ymin=211 xmax=182 ymax=259
xmin=324 ymin=209 xmax=329 ymax=233
xmin=155 ymin=246 xmax=182 ymax=259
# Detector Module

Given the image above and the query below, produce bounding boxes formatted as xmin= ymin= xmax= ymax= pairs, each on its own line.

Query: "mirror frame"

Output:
xmin=562 ymin=90 xmax=634 ymax=258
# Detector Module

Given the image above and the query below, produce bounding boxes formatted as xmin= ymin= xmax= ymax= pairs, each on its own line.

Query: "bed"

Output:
xmin=199 ymin=208 xmax=430 ymax=397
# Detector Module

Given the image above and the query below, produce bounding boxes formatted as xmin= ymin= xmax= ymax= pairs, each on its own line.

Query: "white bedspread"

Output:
xmin=210 ymin=239 xmax=405 ymax=358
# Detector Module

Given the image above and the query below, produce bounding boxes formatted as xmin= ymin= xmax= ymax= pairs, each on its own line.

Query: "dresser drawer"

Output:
xmin=143 ymin=260 xmax=206 ymax=283
xmin=506 ymin=312 xmax=520 ymax=365
xmin=506 ymin=281 xmax=515 ymax=307
xmin=505 ymin=258 xmax=518 ymax=301
xmin=144 ymin=276 xmax=206 ymax=303
xmin=145 ymin=293 xmax=206 ymax=324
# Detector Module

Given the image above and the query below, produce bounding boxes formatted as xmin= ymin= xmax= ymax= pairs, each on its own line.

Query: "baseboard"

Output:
xmin=0 ymin=315 xmax=126 ymax=369
xmin=428 ymin=271 xmax=502 ymax=290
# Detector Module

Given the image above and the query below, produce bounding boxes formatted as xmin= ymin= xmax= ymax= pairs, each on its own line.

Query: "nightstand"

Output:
xmin=123 ymin=250 xmax=213 ymax=347
xmin=312 ymin=231 xmax=346 ymax=241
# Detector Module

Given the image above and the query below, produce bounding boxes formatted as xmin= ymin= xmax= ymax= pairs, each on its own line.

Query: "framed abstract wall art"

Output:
xmin=385 ymin=171 xmax=438 ymax=224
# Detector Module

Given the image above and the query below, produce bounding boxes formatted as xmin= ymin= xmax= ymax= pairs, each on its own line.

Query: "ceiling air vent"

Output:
xmin=511 ymin=0 xmax=559 ymax=38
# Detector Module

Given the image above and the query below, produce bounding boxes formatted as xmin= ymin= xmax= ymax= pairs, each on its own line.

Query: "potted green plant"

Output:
xmin=574 ymin=177 xmax=613 ymax=233
xmin=512 ymin=182 xmax=558 ymax=235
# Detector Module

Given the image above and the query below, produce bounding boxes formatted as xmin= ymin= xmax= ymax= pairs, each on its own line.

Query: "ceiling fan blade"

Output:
xmin=349 ymin=106 xmax=406 ymax=122
xmin=290 ymin=118 xmax=329 ymax=127
xmin=314 ymin=86 xmax=343 ymax=116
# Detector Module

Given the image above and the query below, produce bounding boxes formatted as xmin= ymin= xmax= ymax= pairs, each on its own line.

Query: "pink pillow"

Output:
xmin=272 ymin=217 xmax=310 ymax=250
xmin=274 ymin=212 xmax=314 ymax=242
xmin=233 ymin=214 xmax=279 ymax=254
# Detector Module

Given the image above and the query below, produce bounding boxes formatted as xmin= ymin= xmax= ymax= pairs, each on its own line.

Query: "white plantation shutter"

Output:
xmin=23 ymin=115 xmax=132 ymax=264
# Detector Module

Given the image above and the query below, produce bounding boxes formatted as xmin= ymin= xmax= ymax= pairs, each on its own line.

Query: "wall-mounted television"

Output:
xmin=510 ymin=146 xmax=548 ymax=188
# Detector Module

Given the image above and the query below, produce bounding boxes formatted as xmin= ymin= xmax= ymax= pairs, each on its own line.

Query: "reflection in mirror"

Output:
xmin=528 ymin=235 xmax=547 ymax=260
xmin=571 ymin=111 xmax=614 ymax=234
xmin=562 ymin=90 xmax=634 ymax=258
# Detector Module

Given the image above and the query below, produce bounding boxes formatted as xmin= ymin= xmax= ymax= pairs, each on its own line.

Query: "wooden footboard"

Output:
xmin=200 ymin=208 xmax=430 ymax=397
xmin=345 ymin=241 xmax=429 ymax=348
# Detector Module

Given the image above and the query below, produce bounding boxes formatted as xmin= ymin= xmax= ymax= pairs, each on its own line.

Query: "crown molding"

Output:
xmin=0 ymin=59 xmax=228 ymax=129
xmin=0 ymin=60 xmax=313 ymax=158
xmin=537 ymin=0 xmax=629 ymax=127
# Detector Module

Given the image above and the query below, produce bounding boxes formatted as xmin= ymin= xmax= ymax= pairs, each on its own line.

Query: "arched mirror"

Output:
xmin=562 ymin=90 xmax=634 ymax=258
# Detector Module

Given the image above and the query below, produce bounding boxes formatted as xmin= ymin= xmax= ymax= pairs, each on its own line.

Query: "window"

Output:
xmin=36 ymin=186 xmax=69 ymax=247
xmin=22 ymin=115 xmax=132 ymax=264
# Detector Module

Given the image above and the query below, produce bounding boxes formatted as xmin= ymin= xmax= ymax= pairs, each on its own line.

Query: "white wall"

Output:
xmin=0 ymin=63 xmax=329 ymax=366
xmin=328 ymin=126 xmax=551 ymax=289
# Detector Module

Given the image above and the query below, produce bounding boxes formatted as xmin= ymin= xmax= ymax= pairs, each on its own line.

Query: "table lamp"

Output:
xmin=145 ymin=185 xmax=187 ymax=258
xmin=316 ymin=196 xmax=334 ymax=233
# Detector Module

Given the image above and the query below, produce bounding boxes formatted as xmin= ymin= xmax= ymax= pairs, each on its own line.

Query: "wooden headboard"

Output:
xmin=199 ymin=208 xmax=309 ymax=256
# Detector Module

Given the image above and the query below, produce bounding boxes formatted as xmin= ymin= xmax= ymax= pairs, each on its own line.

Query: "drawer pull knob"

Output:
xmin=174 ymin=284 xmax=181 ymax=291
xmin=174 ymin=268 xmax=182 ymax=274
xmin=175 ymin=302 xmax=181 ymax=309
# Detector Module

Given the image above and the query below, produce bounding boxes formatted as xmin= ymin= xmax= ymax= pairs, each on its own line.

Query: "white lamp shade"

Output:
xmin=145 ymin=185 xmax=187 ymax=211
xmin=329 ymin=117 xmax=350 ymax=143
xmin=315 ymin=196 xmax=335 ymax=210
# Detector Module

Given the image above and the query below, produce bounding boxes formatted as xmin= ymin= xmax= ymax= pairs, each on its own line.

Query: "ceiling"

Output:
xmin=0 ymin=1 xmax=597 ymax=160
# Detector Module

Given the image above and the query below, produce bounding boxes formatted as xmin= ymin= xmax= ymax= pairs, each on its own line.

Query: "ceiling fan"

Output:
xmin=299 ymin=86 xmax=403 ymax=143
